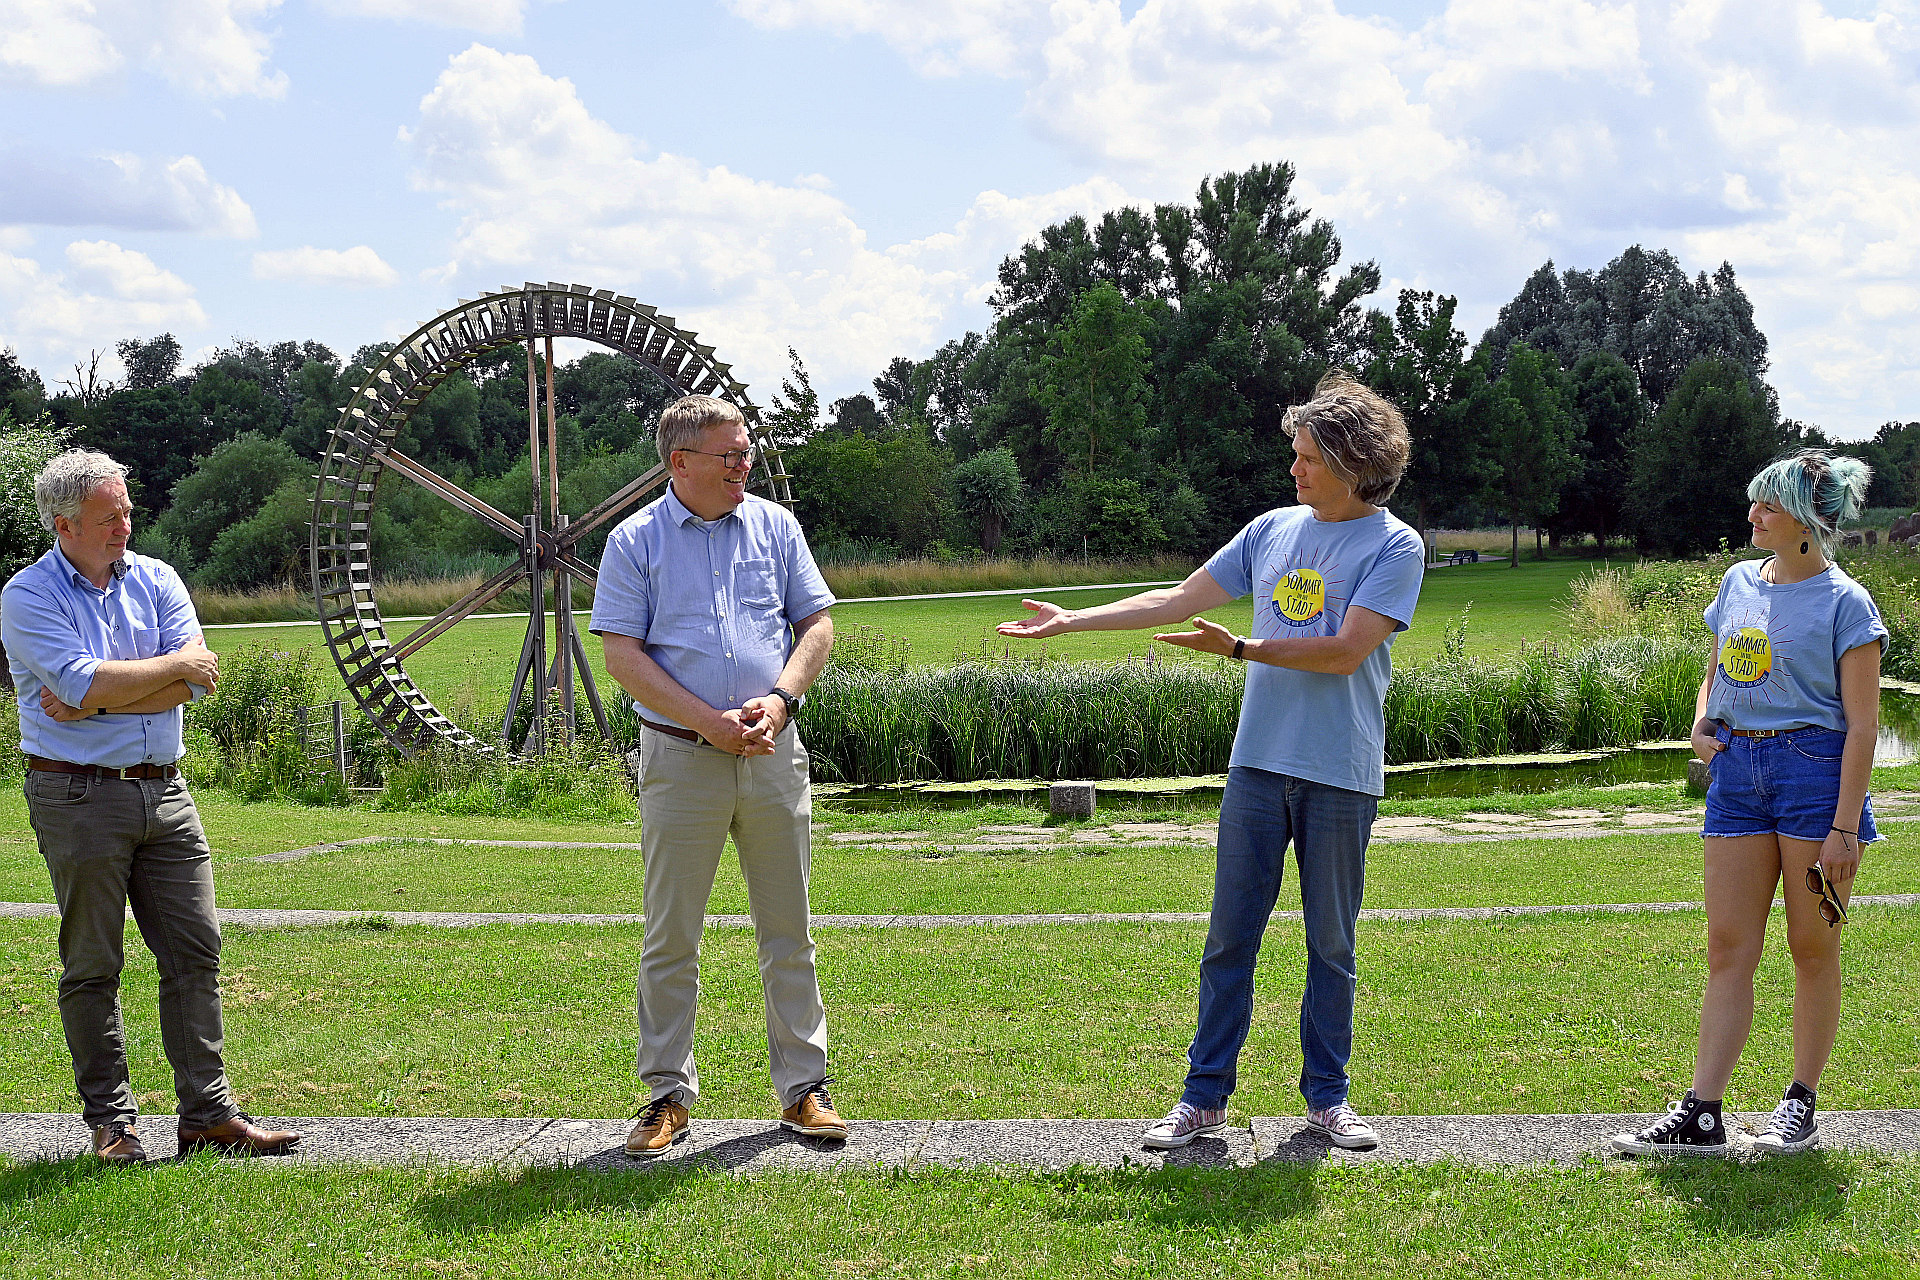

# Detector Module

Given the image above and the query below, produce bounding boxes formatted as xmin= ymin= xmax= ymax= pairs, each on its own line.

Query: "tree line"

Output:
xmin=3 ymin=159 xmax=1917 ymax=591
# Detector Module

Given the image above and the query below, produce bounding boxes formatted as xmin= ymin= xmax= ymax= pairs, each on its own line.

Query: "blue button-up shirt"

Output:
xmin=2 ymin=545 xmax=205 ymax=767
xmin=589 ymin=487 xmax=835 ymax=731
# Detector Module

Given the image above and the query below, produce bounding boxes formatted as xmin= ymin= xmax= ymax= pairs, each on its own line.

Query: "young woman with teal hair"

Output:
xmin=1614 ymin=449 xmax=1885 ymax=1158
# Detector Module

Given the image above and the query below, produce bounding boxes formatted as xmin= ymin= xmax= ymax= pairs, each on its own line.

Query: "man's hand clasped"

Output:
xmin=708 ymin=696 xmax=788 ymax=757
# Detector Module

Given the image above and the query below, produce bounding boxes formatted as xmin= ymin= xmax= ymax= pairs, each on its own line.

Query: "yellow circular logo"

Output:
xmin=1719 ymin=626 xmax=1772 ymax=688
xmin=1271 ymin=568 xmax=1326 ymax=628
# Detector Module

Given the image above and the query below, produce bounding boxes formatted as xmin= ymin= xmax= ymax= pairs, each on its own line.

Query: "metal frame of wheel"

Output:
xmin=309 ymin=282 xmax=793 ymax=755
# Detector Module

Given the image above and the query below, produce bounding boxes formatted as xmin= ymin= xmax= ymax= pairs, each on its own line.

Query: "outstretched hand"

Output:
xmin=1153 ymin=615 xmax=1239 ymax=658
xmin=997 ymin=600 xmax=1076 ymax=640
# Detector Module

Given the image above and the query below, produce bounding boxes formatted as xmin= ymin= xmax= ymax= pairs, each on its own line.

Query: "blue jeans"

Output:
xmin=1181 ymin=767 xmax=1375 ymax=1112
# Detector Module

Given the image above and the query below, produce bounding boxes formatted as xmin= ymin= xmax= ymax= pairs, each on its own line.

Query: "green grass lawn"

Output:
xmin=199 ymin=559 xmax=1604 ymax=718
xmin=2 ymin=911 xmax=1915 ymax=1122
xmin=1 ymin=1154 xmax=1913 ymax=1279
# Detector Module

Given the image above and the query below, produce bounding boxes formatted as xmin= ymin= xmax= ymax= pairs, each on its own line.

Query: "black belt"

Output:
xmin=25 ymin=755 xmax=178 ymax=780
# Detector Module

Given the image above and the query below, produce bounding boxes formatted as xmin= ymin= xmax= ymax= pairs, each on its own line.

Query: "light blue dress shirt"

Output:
xmin=589 ymin=487 xmax=836 ymax=731
xmin=1204 ymin=505 xmax=1426 ymax=796
xmin=2 ymin=544 xmax=206 ymax=768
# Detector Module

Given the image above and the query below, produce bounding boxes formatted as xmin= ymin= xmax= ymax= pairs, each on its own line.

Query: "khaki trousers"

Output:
xmin=636 ymin=725 xmax=827 ymax=1108
xmin=24 ymin=769 xmax=237 ymax=1131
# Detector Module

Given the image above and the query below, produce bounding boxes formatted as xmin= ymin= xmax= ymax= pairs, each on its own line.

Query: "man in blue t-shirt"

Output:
xmin=1000 ymin=373 xmax=1425 ymax=1152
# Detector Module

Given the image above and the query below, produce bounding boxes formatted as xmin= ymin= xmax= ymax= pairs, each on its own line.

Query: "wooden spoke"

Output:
xmin=381 ymin=447 xmax=523 ymax=542
xmin=385 ymin=560 xmax=529 ymax=665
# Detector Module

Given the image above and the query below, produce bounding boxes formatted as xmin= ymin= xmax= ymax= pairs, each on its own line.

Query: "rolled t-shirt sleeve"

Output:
xmin=1 ymin=581 xmax=99 ymax=707
xmin=1833 ymin=581 xmax=1889 ymax=659
xmin=1349 ymin=529 xmax=1425 ymax=631
xmin=588 ymin=526 xmax=653 ymax=639
xmin=1202 ymin=522 xmax=1259 ymax=599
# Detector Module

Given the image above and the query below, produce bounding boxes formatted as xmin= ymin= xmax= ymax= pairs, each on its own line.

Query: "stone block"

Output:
xmin=1049 ymin=781 xmax=1096 ymax=818
xmin=1686 ymin=756 xmax=1711 ymax=795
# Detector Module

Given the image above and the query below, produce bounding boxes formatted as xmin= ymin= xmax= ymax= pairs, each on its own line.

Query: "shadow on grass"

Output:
xmin=0 ymin=1155 xmax=135 ymax=1208
xmin=1039 ymin=1162 xmax=1319 ymax=1230
xmin=1643 ymin=1150 xmax=1860 ymax=1236
xmin=412 ymin=1161 xmax=712 ymax=1236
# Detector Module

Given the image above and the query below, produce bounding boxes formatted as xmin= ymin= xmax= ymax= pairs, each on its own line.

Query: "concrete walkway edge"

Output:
xmin=3 ymin=1110 xmax=1917 ymax=1171
xmin=4 ymin=897 xmax=1918 ymax=930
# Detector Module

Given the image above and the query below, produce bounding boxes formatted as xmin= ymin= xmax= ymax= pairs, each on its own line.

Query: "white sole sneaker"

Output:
xmin=1305 ymin=1118 xmax=1380 ymax=1150
xmin=1751 ymin=1127 xmax=1818 ymax=1156
xmin=780 ymin=1118 xmax=849 ymax=1138
xmin=1142 ymin=1119 xmax=1227 ymax=1150
xmin=1610 ymin=1132 xmax=1727 ymax=1158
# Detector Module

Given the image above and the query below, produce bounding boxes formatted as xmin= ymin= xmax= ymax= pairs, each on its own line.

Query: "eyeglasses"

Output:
xmin=674 ymin=446 xmax=756 ymax=470
xmin=1807 ymin=862 xmax=1849 ymax=928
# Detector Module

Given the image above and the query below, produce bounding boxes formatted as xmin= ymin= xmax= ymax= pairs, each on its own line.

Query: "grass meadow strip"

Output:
xmin=1 ymin=1154 xmax=1914 ymax=1278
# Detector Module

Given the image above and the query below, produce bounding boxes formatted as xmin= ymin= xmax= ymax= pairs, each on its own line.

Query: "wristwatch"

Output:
xmin=771 ymin=686 xmax=803 ymax=717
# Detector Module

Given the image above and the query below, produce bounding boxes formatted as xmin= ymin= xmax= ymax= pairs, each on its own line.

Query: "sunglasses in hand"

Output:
xmin=1807 ymin=862 xmax=1849 ymax=928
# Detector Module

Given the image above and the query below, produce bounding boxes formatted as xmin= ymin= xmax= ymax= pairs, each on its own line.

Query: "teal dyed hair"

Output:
xmin=1747 ymin=449 xmax=1872 ymax=551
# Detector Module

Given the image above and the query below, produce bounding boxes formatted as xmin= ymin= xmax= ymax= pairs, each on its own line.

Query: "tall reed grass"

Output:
xmin=803 ymin=635 xmax=1708 ymax=785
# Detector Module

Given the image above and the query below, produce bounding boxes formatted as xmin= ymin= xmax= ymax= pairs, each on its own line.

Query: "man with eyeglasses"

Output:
xmin=591 ymin=394 xmax=842 ymax=1157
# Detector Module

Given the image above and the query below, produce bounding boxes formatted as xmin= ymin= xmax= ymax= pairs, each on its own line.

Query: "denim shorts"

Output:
xmin=1703 ymin=723 xmax=1878 ymax=843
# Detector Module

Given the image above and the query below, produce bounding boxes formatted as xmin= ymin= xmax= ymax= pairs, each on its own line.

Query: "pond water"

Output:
xmin=819 ymin=689 xmax=1920 ymax=811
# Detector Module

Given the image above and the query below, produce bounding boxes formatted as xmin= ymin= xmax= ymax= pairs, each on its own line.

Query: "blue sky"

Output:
xmin=3 ymin=0 xmax=1916 ymax=437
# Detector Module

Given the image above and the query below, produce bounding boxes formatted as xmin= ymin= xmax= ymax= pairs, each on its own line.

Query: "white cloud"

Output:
xmin=317 ymin=0 xmax=552 ymax=35
xmin=404 ymin=43 xmax=1100 ymax=393
xmin=730 ymin=0 xmax=1920 ymax=432
xmin=0 ymin=240 xmax=207 ymax=375
xmin=0 ymin=148 xmax=256 ymax=237
xmin=0 ymin=0 xmax=285 ymax=97
xmin=252 ymin=245 xmax=400 ymax=287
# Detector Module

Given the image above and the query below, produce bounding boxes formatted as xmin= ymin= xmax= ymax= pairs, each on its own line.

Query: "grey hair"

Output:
xmin=34 ymin=449 xmax=129 ymax=532
xmin=656 ymin=394 xmax=745 ymax=463
xmin=1280 ymin=371 xmax=1412 ymax=505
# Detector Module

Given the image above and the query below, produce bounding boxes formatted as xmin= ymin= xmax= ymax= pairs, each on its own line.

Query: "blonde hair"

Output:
xmin=1280 ymin=371 xmax=1411 ymax=505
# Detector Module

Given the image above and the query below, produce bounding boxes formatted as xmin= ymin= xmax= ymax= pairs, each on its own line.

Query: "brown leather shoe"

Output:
xmin=625 ymin=1093 xmax=690 ymax=1159
xmin=177 ymin=1113 xmax=301 ymax=1156
xmin=779 ymin=1078 xmax=848 ymax=1139
xmin=92 ymin=1121 xmax=147 ymax=1164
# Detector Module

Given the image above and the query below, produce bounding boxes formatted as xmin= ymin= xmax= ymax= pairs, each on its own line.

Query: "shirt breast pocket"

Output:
xmin=735 ymin=559 xmax=787 ymax=652
xmin=127 ymin=625 xmax=162 ymax=659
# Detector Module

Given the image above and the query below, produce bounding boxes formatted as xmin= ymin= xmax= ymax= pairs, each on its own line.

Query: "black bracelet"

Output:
xmin=1831 ymin=826 xmax=1858 ymax=836
xmin=1232 ymin=638 xmax=1246 ymax=661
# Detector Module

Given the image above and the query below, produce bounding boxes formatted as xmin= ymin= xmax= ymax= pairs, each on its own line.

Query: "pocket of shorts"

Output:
xmin=26 ymin=772 xmax=90 ymax=804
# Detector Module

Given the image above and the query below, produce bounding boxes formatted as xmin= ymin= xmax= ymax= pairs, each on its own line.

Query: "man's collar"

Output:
xmin=52 ymin=543 xmax=128 ymax=589
xmin=663 ymin=483 xmax=741 ymax=527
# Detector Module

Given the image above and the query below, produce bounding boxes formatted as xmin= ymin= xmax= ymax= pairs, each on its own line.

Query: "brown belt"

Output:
xmin=639 ymin=718 xmax=704 ymax=744
xmin=25 ymin=755 xmax=179 ymax=780
xmin=1724 ymin=725 xmax=1813 ymax=739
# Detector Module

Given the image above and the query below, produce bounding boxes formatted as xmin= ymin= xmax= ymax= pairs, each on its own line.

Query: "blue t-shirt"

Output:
xmin=1202 ymin=506 xmax=1425 ymax=795
xmin=1703 ymin=558 xmax=1887 ymax=732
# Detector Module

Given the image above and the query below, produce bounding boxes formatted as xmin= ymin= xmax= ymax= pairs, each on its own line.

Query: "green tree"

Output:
xmin=1483 ymin=344 xmax=1581 ymax=566
xmin=199 ymin=477 xmax=312 ymax=590
xmin=949 ymin=446 xmax=1024 ymax=552
xmin=0 ymin=411 xmax=71 ymax=583
xmin=1038 ymin=281 xmax=1154 ymax=476
xmin=1626 ymin=357 xmax=1782 ymax=557
xmin=79 ymin=384 xmax=209 ymax=518
xmin=1364 ymin=289 xmax=1485 ymax=540
xmin=765 ymin=347 xmax=820 ymax=448
xmin=153 ymin=432 xmax=304 ymax=573
xmin=0 ymin=347 xmax=48 ymax=423
xmin=1550 ymin=350 xmax=1648 ymax=548
xmin=114 ymin=333 xmax=182 ymax=389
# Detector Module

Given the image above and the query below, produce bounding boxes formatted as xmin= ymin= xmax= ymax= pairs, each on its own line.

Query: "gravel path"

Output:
xmin=4 ymin=1109 xmax=1917 ymax=1171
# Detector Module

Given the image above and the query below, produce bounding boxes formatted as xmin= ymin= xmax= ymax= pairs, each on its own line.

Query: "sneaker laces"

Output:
xmin=1317 ymin=1102 xmax=1365 ymax=1133
xmin=1638 ymin=1099 xmax=1693 ymax=1142
xmin=803 ymin=1076 xmax=835 ymax=1110
xmin=1766 ymin=1094 xmax=1811 ymax=1136
xmin=1160 ymin=1102 xmax=1203 ymax=1129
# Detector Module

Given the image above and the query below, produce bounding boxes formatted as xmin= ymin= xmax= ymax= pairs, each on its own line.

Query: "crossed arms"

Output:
xmin=37 ymin=641 xmax=220 ymax=723
xmin=995 ymin=566 xmax=1400 ymax=676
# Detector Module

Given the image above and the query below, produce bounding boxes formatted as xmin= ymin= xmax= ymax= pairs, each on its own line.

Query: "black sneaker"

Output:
xmin=1611 ymin=1091 xmax=1729 ymax=1157
xmin=1752 ymin=1081 xmax=1818 ymax=1155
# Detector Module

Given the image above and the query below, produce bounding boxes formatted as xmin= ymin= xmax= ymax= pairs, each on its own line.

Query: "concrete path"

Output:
xmin=4 ymin=1110 xmax=1917 ymax=1171
xmin=5 ymin=896 xmax=1918 ymax=931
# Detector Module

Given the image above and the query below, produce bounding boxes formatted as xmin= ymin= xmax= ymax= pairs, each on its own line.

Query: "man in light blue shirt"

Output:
xmin=1001 ymin=373 xmax=1424 ymax=1154
xmin=2 ymin=449 xmax=299 ymax=1163
xmin=591 ymin=395 xmax=840 ymax=1156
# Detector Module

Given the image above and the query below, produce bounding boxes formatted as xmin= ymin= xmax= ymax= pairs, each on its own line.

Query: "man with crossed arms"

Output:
xmin=592 ymin=394 xmax=842 ymax=1156
xmin=3 ymin=449 xmax=299 ymax=1163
